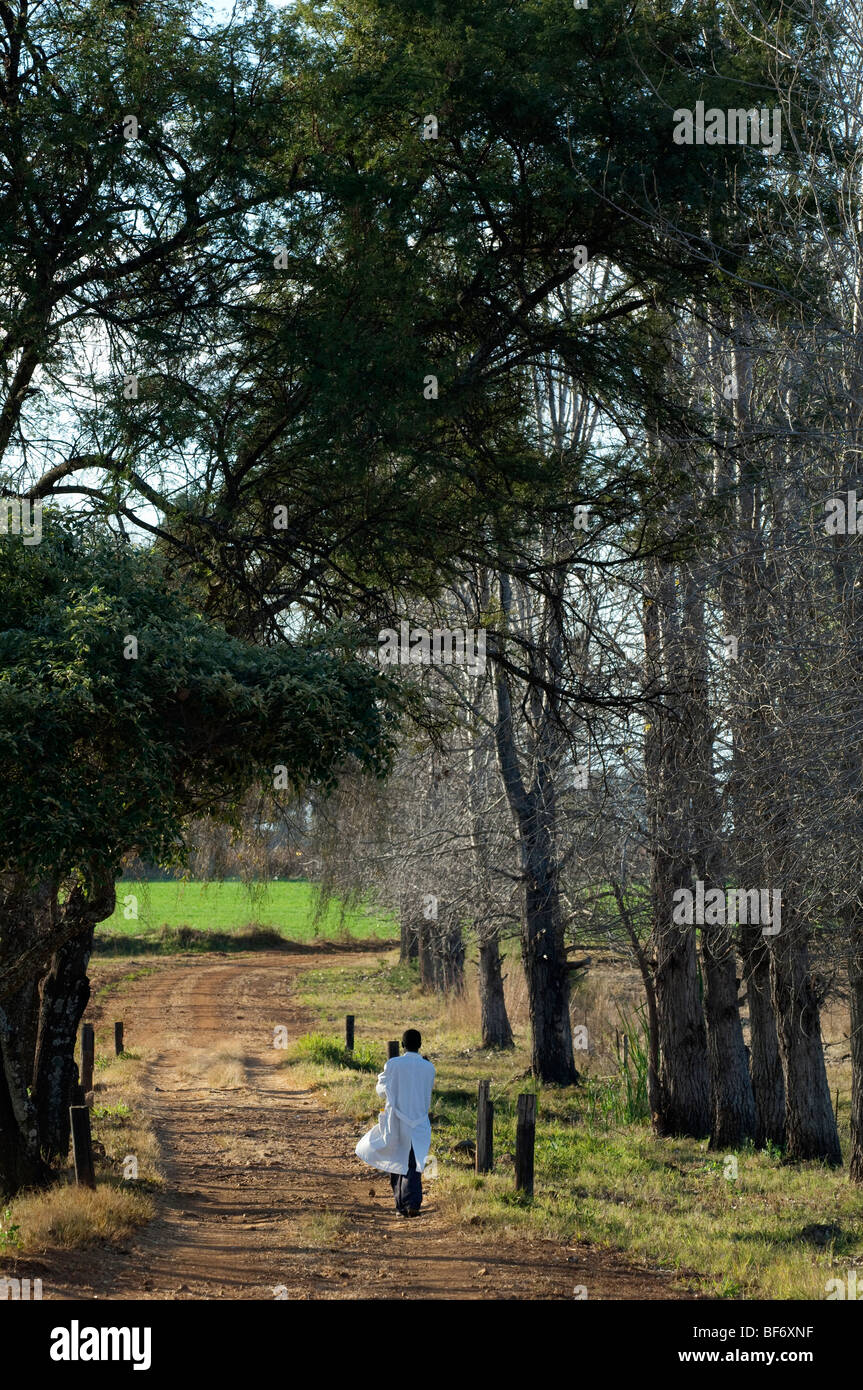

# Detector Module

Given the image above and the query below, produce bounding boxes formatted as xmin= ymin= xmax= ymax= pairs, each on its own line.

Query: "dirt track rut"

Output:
xmin=42 ymin=952 xmax=697 ymax=1301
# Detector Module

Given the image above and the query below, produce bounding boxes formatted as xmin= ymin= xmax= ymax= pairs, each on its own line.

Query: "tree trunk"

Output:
xmin=32 ymin=927 xmax=95 ymax=1161
xmin=417 ymin=917 xmax=436 ymax=991
xmin=0 ymin=874 xmax=115 ymax=1192
xmin=644 ymin=549 xmax=710 ymax=1138
xmin=849 ymin=934 xmax=863 ymax=1182
xmin=477 ymin=931 xmax=514 ymax=1049
xmin=522 ymin=840 xmax=578 ymax=1084
xmin=491 ymin=589 xmax=577 ymax=1086
xmin=436 ymin=909 xmax=465 ymax=994
xmin=769 ymin=924 xmax=840 ymax=1164
xmin=0 ymin=877 xmax=54 ymax=1196
xmin=399 ymin=912 xmax=419 ymax=963
xmin=652 ymin=917 xmax=711 ymax=1138
xmin=0 ymin=1020 xmax=47 ymax=1198
xmin=702 ymin=921 xmax=757 ymax=1148
xmin=739 ymin=923 xmax=786 ymax=1147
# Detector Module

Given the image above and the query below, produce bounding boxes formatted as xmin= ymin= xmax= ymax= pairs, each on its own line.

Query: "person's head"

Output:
xmin=402 ymin=1028 xmax=421 ymax=1053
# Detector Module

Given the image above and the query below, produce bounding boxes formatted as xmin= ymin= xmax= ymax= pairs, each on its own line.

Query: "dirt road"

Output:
xmin=42 ymin=951 xmax=697 ymax=1300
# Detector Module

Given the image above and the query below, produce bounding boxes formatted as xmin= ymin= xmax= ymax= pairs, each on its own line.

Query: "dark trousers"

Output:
xmin=390 ymin=1145 xmax=422 ymax=1213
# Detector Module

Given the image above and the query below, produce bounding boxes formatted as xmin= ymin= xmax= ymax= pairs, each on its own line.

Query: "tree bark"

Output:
xmin=417 ymin=917 xmax=436 ymax=991
xmin=769 ymin=922 xmax=841 ymax=1164
xmin=477 ymin=931 xmax=514 ymax=1049
xmin=0 ymin=874 xmax=116 ymax=1191
xmin=490 ymin=578 xmax=577 ymax=1084
xmin=435 ymin=908 xmax=465 ymax=995
xmin=739 ymin=923 xmax=786 ymax=1147
xmin=32 ymin=927 xmax=95 ymax=1162
xmin=849 ymin=933 xmax=863 ymax=1182
xmin=702 ymin=920 xmax=757 ymax=1148
xmin=399 ymin=910 xmax=419 ymax=964
xmin=521 ymin=834 xmax=577 ymax=1084
xmin=644 ymin=555 xmax=710 ymax=1138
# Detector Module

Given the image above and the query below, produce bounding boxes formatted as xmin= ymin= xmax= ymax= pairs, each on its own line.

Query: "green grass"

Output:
xmin=95 ymin=880 xmax=397 ymax=951
xmin=291 ymin=1033 xmax=382 ymax=1073
xmin=286 ymin=951 xmax=863 ymax=1300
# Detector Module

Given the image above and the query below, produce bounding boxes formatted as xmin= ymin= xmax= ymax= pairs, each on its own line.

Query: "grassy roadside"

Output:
xmin=0 ymin=977 xmax=161 ymax=1259
xmin=284 ymin=950 xmax=863 ymax=1300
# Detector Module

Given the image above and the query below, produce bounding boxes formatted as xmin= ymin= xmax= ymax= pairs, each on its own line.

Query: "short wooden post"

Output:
xmin=80 ymin=1022 xmax=95 ymax=1097
xmin=387 ymin=1039 xmax=399 ymax=1059
xmin=476 ymin=1080 xmax=493 ymax=1174
xmin=114 ymin=1021 xmax=124 ymax=1057
xmin=70 ymin=1106 xmax=96 ymax=1189
xmin=515 ymin=1092 xmax=537 ymax=1197
xmin=345 ymin=1015 xmax=355 ymax=1052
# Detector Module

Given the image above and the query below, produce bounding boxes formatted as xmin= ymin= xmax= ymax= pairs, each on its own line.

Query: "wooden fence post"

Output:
xmin=69 ymin=1106 xmax=96 ymax=1189
xmin=80 ymin=1022 xmax=95 ymax=1097
xmin=515 ymin=1092 xmax=537 ymax=1197
xmin=345 ymin=1015 xmax=355 ymax=1052
xmin=114 ymin=1021 xmax=124 ymax=1057
xmin=387 ymin=1040 xmax=400 ymax=1059
xmin=476 ymin=1080 xmax=493 ymax=1174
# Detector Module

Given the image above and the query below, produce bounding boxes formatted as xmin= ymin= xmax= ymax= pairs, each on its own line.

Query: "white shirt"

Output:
xmin=355 ymin=1051 xmax=435 ymax=1175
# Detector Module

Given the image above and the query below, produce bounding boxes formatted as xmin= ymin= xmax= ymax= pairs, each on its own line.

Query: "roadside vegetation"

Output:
xmin=1 ymin=1020 xmax=160 ymax=1256
xmin=285 ymin=949 xmax=863 ymax=1300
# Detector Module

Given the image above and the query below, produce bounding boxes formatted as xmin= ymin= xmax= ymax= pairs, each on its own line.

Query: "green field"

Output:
xmin=99 ymin=880 xmax=396 ymax=945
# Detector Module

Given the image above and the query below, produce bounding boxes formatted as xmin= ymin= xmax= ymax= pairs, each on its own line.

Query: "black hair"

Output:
xmin=402 ymin=1028 xmax=421 ymax=1052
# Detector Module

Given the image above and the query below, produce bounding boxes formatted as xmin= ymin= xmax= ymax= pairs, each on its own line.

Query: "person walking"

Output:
xmin=355 ymin=1028 xmax=435 ymax=1217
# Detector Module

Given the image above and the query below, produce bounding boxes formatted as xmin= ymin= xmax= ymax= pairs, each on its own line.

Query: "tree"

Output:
xmin=0 ymin=517 xmax=395 ymax=1195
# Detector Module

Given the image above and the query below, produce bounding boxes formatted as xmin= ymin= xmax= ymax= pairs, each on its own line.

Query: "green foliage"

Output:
xmin=91 ymin=1102 xmax=131 ymax=1121
xmin=0 ymin=1206 xmax=22 ymax=1251
xmin=0 ymin=518 xmax=398 ymax=886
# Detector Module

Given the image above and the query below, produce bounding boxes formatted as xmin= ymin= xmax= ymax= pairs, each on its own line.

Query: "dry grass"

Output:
xmin=90 ymin=1053 xmax=162 ymax=1183
xmin=10 ymin=1183 xmax=153 ymax=1252
xmin=2 ymin=1031 xmax=162 ymax=1256
xmin=291 ymin=1212 xmax=351 ymax=1247
xmin=291 ymin=946 xmax=863 ymax=1300
xmin=177 ymin=1043 xmax=247 ymax=1090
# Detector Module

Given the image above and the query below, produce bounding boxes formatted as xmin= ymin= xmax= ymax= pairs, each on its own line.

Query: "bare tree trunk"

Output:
xmin=769 ymin=918 xmax=841 ymax=1164
xmin=477 ymin=931 xmax=513 ymax=1048
xmin=399 ymin=908 xmax=419 ymax=963
xmin=849 ymin=933 xmax=863 ymax=1182
xmin=739 ymin=924 xmax=786 ymax=1147
xmin=652 ymin=905 xmax=711 ymax=1138
xmin=417 ymin=917 xmax=436 ymax=991
xmin=681 ymin=561 xmax=756 ymax=1148
xmin=491 ymin=572 xmax=578 ymax=1084
xmin=522 ymin=832 xmax=576 ymax=1083
xmin=644 ymin=556 xmax=710 ymax=1138
xmin=702 ymin=919 xmax=757 ymax=1148
xmin=438 ymin=909 xmax=465 ymax=994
